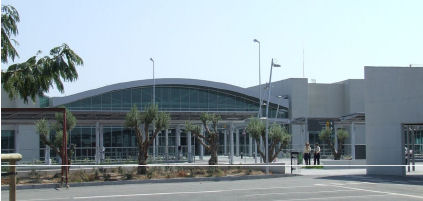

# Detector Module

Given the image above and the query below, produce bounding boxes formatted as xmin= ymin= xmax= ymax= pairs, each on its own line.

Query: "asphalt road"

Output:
xmin=3 ymin=175 xmax=423 ymax=201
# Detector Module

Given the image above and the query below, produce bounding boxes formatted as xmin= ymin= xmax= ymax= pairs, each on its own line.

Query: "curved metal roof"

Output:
xmin=50 ymin=78 xmax=288 ymax=108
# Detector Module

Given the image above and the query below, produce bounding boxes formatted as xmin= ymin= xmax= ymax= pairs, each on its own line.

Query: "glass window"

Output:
xmin=169 ymin=87 xmax=180 ymax=111
xmin=180 ymin=88 xmax=189 ymax=110
xmin=142 ymin=87 xmax=153 ymax=109
xmin=111 ymin=90 xmax=122 ymax=110
xmin=103 ymin=127 xmax=112 ymax=147
xmin=102 ymin=93 xmax=112 ymax=111
xmin=81 ymin=127 xmax=92 ymax=147
xmin=208 ymin=90 xmax=218 ymax=111
xmin=199 ymin=89 xmax=208 ymax=111
xmin=189 ymin=88 xmax=199 ymax=111
xmin=92 ymin=95 xmax=101 ymax=110
xmin=131 ymin=87 xmax=142 ymax=109
xmin=1 ymin=130 xmax=15 ymax=153
xmin=122 ymin=88 xmax=132 ymax=110
xmin=112 ymin=127 xmax=122 ymax=147
xmin=70 ymin=127 xmax=81 ymax=147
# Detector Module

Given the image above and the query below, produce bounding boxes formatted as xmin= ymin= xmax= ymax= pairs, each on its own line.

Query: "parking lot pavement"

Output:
xmin=2 ymin=175 xmax=423 ymax=201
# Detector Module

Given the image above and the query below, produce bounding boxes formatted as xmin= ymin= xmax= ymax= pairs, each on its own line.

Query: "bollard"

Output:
xmin=2 ymin=153 xmax=23 ymax=201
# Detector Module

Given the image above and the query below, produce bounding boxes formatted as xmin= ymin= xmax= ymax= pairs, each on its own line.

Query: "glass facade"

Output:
xmin=40 ymin=127 xmax=97 ymax=161
xmin=1 ymin=130 xmax=15 ymax=153
xmin=63 ymin=85 xmax=288 ymax=118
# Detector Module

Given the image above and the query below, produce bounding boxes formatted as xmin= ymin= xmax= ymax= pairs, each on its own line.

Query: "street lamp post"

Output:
xmin=253 ymin=39 xmax=262 ymax=118
xmin=253 ymin=39 xmax=261 ymax=164
xmin=150 ymin=58 xmax=156 ymax=160
xmin=265 ymin=59 xmax=281 ymax=174
xmin=150 ymin=58 xmax=155 ymax=104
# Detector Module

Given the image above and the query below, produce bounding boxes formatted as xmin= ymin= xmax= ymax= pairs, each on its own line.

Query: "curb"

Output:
xmin=2 ymin=174 xmax=297 ymax=190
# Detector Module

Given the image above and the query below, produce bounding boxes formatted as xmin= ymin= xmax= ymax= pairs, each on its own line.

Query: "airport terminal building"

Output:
xmin=2 ymin=67 xmax=422 ymax=176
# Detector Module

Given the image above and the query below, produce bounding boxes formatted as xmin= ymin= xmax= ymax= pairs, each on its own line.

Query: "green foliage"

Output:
xmin=142 ymin=104 xmax=158 ymax=125
xmin=155 ymin=112 xmax=170 ymax=131
xmin=246 ymin=117 xmax=265 ymax=140
xmin=2 ymin=43 xmax=84 ymax=103
xmin=1 ymin=5 xmax=20 ymax=63
xmin=185 ymin=121 xmax=201 ymax=135
xmin=337 ymin=129 xmax=349 ymax=142
xmin=124 ymin=104 xmax=170 ymax=174
xmin=269 ymin=123 xmax=291 ymax=144
xmin=53 ymin=108 xmax=77 ymax=132
xmin=319 ymin=127 xmax=331 ymax=142
xmin=199 ymin=113 xmax=221 ymax=125
xmin=125 ymin=105 xmax=142 ymax=128
xmin=35 ymin=108 xmax=76 ymax=158
xmin=35 ymin=119 xmax=49 ymax=138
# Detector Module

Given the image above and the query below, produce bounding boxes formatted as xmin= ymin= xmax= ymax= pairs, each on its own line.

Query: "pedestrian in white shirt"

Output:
xmin=314 ymin=143 xmax=321 ymax=165
xmin=303 ymin=143 xmax=311 ymax=165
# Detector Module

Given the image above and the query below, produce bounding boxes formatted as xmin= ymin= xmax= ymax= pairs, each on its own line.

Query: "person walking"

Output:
xmin=303 ymin=143 xmax=311 ymax=165
xmin=314 ymin=143 xmax=321 ymax=165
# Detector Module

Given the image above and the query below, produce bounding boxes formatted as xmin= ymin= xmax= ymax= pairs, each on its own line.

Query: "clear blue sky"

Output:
xmin=2 ymin=0 xmax=422 ymax=97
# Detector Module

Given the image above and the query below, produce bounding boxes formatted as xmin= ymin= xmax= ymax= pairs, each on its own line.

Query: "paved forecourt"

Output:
xmin=3 ymin=174 xmax=423 ymax=201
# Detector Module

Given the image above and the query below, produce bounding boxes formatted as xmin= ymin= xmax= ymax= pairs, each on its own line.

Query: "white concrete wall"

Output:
xmin=308 ymin=83 xmax=345 ymax=118
xmin=342 ymin=79 xmax=365 ymax=114
xmin=268 ymin=78 xmax=309 ymax=151
xmin=15 ymin=125 xmax=40 ymax=162
xmin=365 ymin=67 xmax=423 ymax=176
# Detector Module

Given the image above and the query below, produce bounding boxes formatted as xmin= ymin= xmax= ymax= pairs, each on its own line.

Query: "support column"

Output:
xmin=351 ymin=123 xmax=356 ymax=160
xmin=165 ymin=129 xmax=169 ymax=161
xmin=254 ymin=140 xmax=258 ymax=163
xmin=224 ymin=129 xmax=228 ymax=156
xmin=260 ymin=136 xmax=263 ymax=163
xmin=334 ymin=125 xmax=338 ymax=151
xmin=407 ymin=126 xmax=411 ymax=172
xmin=187 ymin=131 xmax=192 ymax=163
xmin=199 ymin=127 xmax=204 ymax=160
xmin=249 ymin=136 xmax=253 ymax=157
xmin=95 ymin=122 xmax=100 ymax=164
xmin=236 ymin=129 xmax=240 ymax=157
xmin=156 ymin=133 xmax=160 ymax=159
xmin=412 ymin=127 xmax=416 ymax=171
xmin=153 ymin=137 xmax=156 ymax=161
xmin=229 ymin=125 xmax=234 ymax=164
xmin=176 ymin=126 xmax=181 ymax=160
xmin=99 ymin=125 xmax=104 ymax=161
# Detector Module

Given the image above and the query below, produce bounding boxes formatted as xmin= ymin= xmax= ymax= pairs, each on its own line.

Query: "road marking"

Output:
xmin=329 ymin=183 xmax=345 ymax=185
xmin=244 ymin=189 xmax=356 ymax=197
xmin=273 ymin=194 xmax=388 ymax=201
xmin=332 ymin=185 xmax=423 ymax=199
xmin=72 ymin=185 xmax=319 ymax=199
xmin=20 ymin=198 xmax=70 ymax=201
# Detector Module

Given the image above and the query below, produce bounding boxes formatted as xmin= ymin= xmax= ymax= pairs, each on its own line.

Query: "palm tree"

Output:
xmin=1 ymin=5 xmax=20 ymax=64
xmin=125 ymin=104 xmax=170 ymax=174
xmin=185 ymin=113 xmax=221 ymax=165
xmin=35 ymin=109 xmax=77 ymax=162
xmin=246 ymin=118 xmax=291 ymax=162
xmin=319 ymin=127 xmax=349 ymax=160
xmin=35 ymin=108 xmax=77 ymax=185
xmin=1 ymin=5 xmax=83 ymax=103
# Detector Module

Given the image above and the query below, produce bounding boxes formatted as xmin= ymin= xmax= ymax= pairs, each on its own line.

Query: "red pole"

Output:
xmin=63 ymin=110 xmax=68 ymax=185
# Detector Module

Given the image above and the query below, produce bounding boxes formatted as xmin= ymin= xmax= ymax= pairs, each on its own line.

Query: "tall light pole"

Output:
xmin=253 ymin=39 xmax=262 ymax=118
xmin=265 ymin=59 xmax=281 ymax=174
xmin=253 ymin=39 xmax=261 ymax=164
xmin=150 ymin=58 xmax=156 ymax=160
xmin=150 ymin=58 xmax=155 ymax=105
